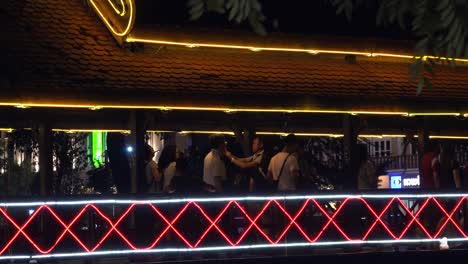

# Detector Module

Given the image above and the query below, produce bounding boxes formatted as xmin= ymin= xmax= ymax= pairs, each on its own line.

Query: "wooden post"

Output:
xmin=342 ymin=115 xmax=358 ymax=190
xmin=6 ymin=136 xmax=14 ymax=195
xmin=231 ymin=118 xmax=254 ymax=156
xmin=128 ymin=110 xmax=146 ymax=194
xmin=38 ymin=123 xmax=53 ymax=196
xmin=417 ymin=120 xmax=429 ymax=176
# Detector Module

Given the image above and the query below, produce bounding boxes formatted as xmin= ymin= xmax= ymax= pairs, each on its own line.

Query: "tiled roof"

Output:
xmin=2 ymin=0 xmax=468 ymax=112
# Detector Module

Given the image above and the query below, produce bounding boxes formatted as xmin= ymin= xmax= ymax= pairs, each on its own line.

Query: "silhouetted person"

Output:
xmin=107 ymin=133 xmax=131 ymax=193
xmin=357 ymin=144 xmax=376 ymax=190
xmin=158 ymin=145 xmax=178 ymax=192
xmin=144 ymin=144 xmax=161 ymax=193
xmin=421 ymin=140 xmax=441 ymax=189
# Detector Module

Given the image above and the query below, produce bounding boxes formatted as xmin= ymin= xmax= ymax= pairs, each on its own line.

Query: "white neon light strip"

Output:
xmin=0 ymin=238 xmax=466 ymax=260
xmin=1 ymin=193 xmax=468 ymax=207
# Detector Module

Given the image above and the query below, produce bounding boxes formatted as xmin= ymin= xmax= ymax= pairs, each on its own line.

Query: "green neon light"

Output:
xmin=92 ymin=131 xmax=104 ymax=167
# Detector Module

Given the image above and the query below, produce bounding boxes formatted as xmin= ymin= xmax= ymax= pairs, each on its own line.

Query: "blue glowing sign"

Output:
xmin=390 ymin=175 xmax=402 ymax=189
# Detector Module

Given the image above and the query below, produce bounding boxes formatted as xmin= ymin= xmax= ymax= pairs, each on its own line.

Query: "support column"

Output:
xmin=417 ymin=118 xmax=429 ymax=176
xmin=233 ymin=128 xmax=253 ymax=156
xmin=6 ymin=136 xmax=14 ymax=195
xmin=231 ymin=116 xmax=254 ymax=156
xmin=128 ymin=110 xmax=146 ymax=194
xmin=342 ymin=115 xmax=358 ymax=190
xmin=38 ymin=123 xmax=53 ymax=196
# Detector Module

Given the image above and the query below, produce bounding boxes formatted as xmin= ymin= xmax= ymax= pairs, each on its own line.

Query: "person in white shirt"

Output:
xmin=158 ymin=145 xmax=179 ymax=192
xmin=225 ymin=136 xmax=265 ymax=192
xmin=145 ymin=145 xmax=161 ymax=193
xmin=203 ymin=134 xmax=227 ymax=192
xmin=267 ymin=134 xmax=300 ymax=192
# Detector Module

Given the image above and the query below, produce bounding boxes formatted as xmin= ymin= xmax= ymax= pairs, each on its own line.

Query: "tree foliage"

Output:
xmin=187 ymin=0 xmax=266 ymax=35
xmin=52 ymin=132 xmax=88 ymax=194
xmin=331 ymin=0 xmax=468 ymax=93
xmin=0 ymin=130 xmax=38 ymax=195
xmin=188 ymin=0 xmax=468 ymax=94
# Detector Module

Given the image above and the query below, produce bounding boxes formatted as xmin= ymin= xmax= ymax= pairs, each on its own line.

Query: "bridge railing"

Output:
xmin=0 ymin=192 xmax=467 ymax=261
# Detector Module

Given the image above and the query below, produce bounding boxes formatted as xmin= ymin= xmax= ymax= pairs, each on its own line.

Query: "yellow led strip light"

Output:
xmin=256 ymin=132 xmax=344 ymax=138
xmin=86 ymin=0 xmax=468 ymax=62
xmin=0 ymin=102 xmax=412 ymax=116
xmin=125 ymin=37 xmax=468 ymax=63
xmin=52 ymin=129 xmax=130 ymax=134
xmin=179 ymin=130 xmax=235 ymax=135
xmin=409 ymin=113 xmax=461 ymax=117
xmin=151 ymin=130 xmax=468 ymax=139
xmin=429 ymin=135 xmax=468 ymax=140
xmin=4 ymin=128 xmax=468 ymax=139
xmin=4 ymin=102 xmax=468 ymax=117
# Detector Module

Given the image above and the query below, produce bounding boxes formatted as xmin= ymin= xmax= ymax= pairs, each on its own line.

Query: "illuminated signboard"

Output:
xmin=402 ymin=175 xmax=420 ymax=188
xmin=387 ymin=173 xmax=420 ymax=189
xmin=92 ymin=131 xmax=106 ymax=167
xmin=390 ymin=175 xmax=402 ymax=189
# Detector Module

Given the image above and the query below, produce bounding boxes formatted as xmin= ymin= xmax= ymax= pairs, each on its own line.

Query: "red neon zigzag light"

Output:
xmin=0 ymin=196 xmax=467 ymax=258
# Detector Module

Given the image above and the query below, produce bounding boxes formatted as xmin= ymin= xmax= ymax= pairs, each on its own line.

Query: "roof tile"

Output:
xmin=3 ymin=0 xmax=468 ymax=111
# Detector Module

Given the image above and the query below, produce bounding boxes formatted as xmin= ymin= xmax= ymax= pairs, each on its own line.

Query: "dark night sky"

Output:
xmin=135 ymin=0 xmax=413 ymax=40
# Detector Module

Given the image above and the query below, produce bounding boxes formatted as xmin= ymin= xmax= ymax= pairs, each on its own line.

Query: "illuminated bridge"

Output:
xmin=0 ymin=192 xmax=467 ymax=262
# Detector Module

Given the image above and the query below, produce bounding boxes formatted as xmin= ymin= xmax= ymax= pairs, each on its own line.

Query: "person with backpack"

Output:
xmin=225 ymin=136 xmax=268 ymax=192
xmin=267 ymin=134 xmax=300 ymax=192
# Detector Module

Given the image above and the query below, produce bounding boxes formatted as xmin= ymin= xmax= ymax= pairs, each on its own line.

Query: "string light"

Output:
xmin=430 ymin=135 xmax=468 ymax=140
xmin=408 ymin=113 xmax=461 ymax=117
xmin=179 ymin=130 xmax=235 ymax=135
xmin=51 ymin=129 xmax=131 ymax=134
xmin=359 ymin=134 xmax=407 ymax=138
xmin=0 ymin=193 xmax=467 ymax=207
xmin=0 ymin=102 xmax=420 ymax=117
xmin=3 ymin=127 xmax=468 ymax=140
xmin=86 ymin=0 xmax=468 ymax=63
xmin=4 ymin=102 xmax=468 ymax=118
xmin=256 ymin=132 xmax=344 ymax=138
xmin=125 ymin=37 xmax=468 ymax=63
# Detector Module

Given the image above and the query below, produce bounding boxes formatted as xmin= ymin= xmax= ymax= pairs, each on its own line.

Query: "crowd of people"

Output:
xmin=142 ymin=133 xmax=328 ymax=195
xmin=143 ymin=133 xmax=468 ymax=195
xmin=122 ymin=132 xmax=468 ymax=197
xmin=138 ymin=134 xmax=468 ymax=250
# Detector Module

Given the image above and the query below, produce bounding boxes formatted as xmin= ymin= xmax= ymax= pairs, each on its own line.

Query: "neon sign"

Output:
xmin=92 ymin=131 xmax=106 ymax=167
xmin=89 ymin=0 xmax=135 ymax=37
xmin=0 ymin=194 xmax=466 ymax=260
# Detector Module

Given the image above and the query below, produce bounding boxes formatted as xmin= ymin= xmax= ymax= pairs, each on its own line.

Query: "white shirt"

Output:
xmin=247 ymin=150 xmax=264 ymax=165
xmin=163 ymin=162 xmax=177 ymax=190
xmin=203 ymin=149 xmax=226 ymax=186
xmin=268 ymin=152 xmax=300 ymax=191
